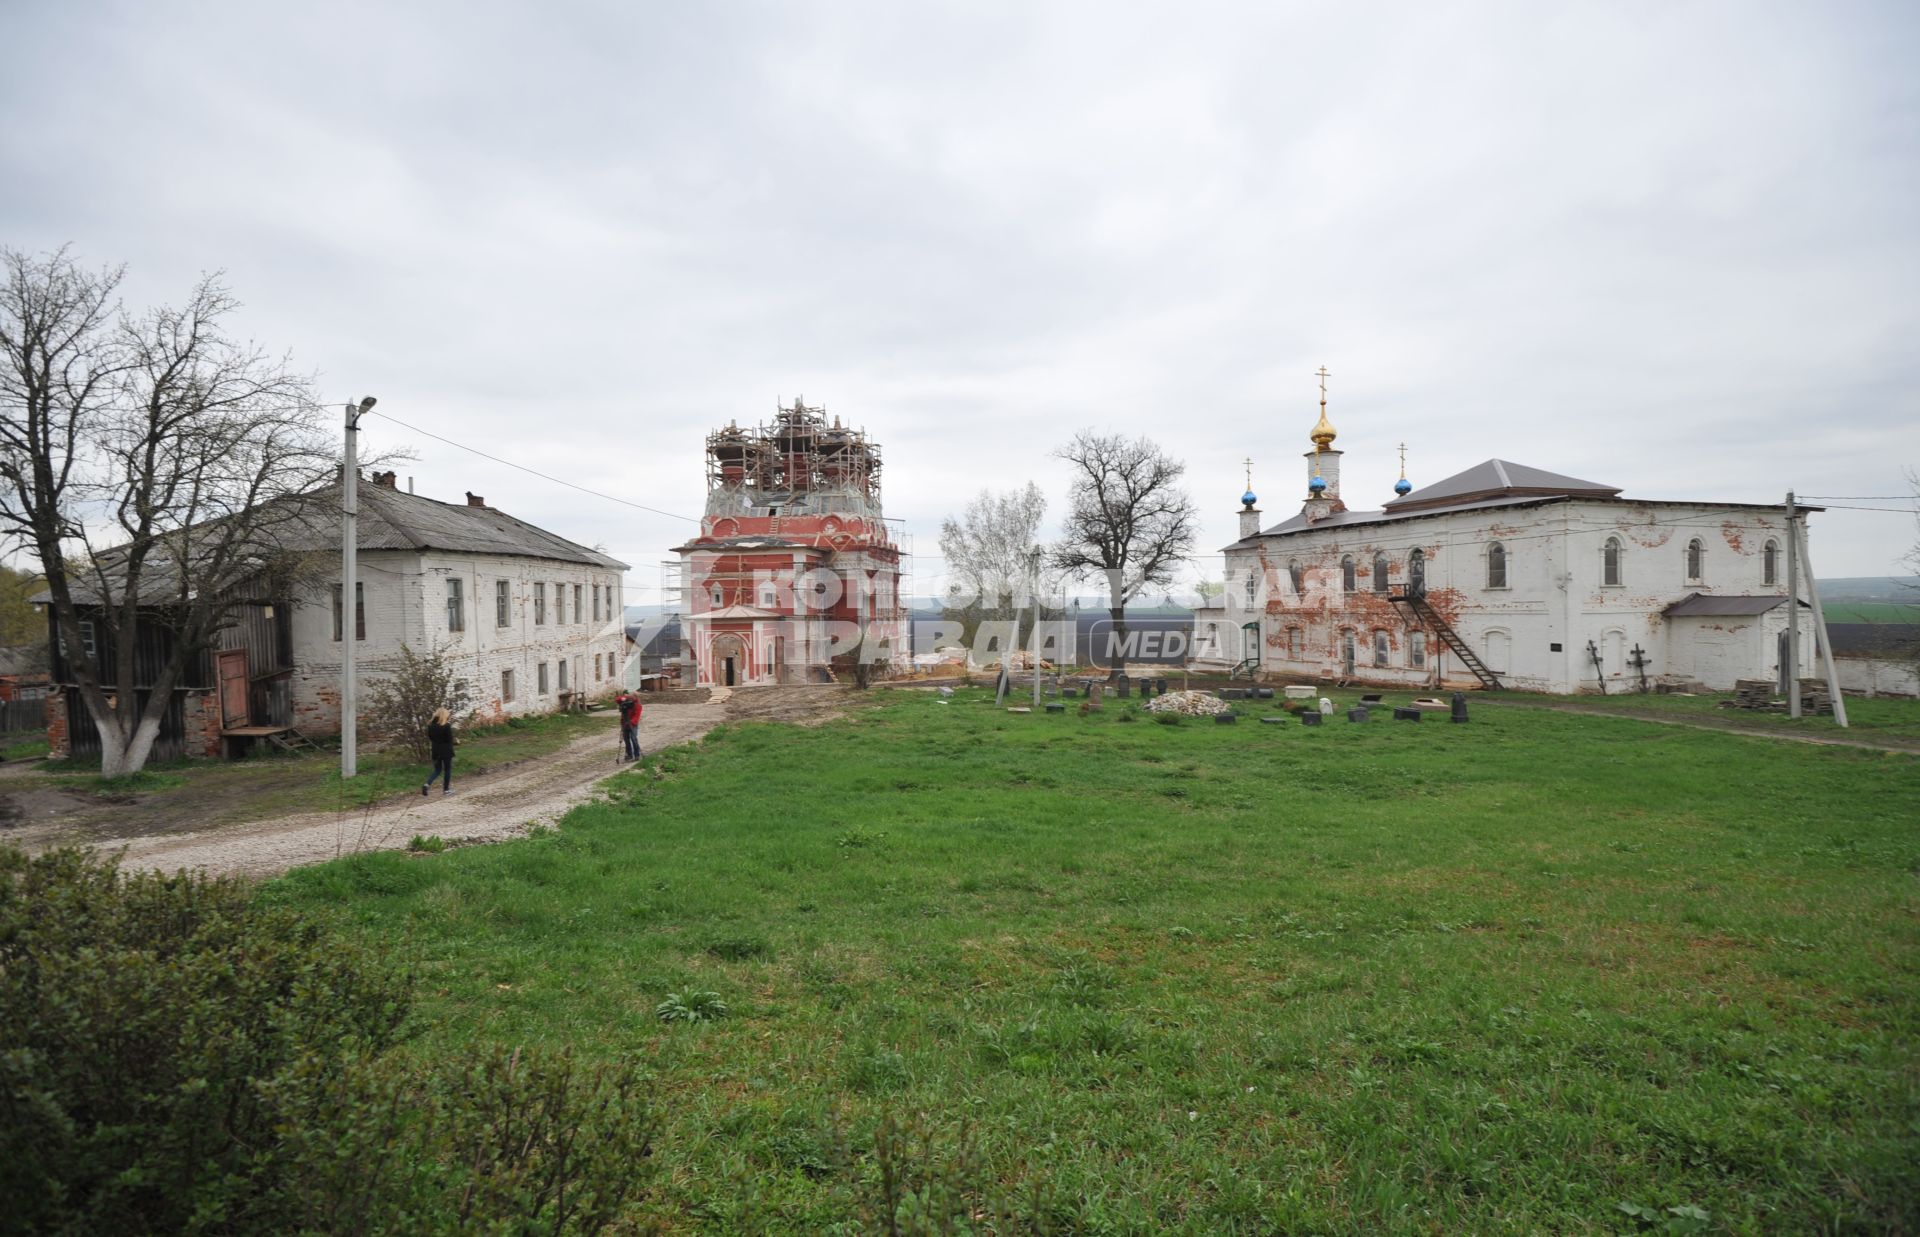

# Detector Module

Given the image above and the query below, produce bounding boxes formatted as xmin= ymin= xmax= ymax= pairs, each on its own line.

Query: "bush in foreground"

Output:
xmin=0 ymin=846 xmax=655 ymax=1234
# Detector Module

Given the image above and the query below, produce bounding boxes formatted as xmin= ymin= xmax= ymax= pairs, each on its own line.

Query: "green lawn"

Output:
xmin=274 ymin=689 xmax=1920 ymax=1234
xmin=1488 ymin=689 xmax=1920 ymax=746
xmin=33 ymin=709 xmax=615 ymax=826
xmin=1818 ymin=601 xmax=1919 ymax=623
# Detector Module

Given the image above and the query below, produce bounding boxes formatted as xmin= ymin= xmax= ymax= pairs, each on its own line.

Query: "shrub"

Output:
xmin=657 ymin=990 xmax=730 ymax=1023
xmin=0 ymin=845 xmax=657 ymax=1234
xmin=362 ymin=642 xmax=475 ymax=762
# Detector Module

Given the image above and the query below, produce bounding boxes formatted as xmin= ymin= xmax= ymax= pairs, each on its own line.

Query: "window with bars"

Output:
xmin=1372 ymin=553 xmax=1389 ymax=593
xmin=1486 ymin=542 xmax=1508 ymax=589
xmin=534 ymin=583 xmax=546 ymax=625
xmin=1341 ymin=555 xmax=1356 ymax=592
xmin=447 ymin=578 xmax=465 ymax=632
xmin=501 ymin=668 xmax=515 ymax=702
xmin=496 ymin=579 xmax=510 ymax=627
xmin=1603 ymin=538 xmax=1622 ymax=587
xmin=573 ymin=584 xmax=582 ymax=623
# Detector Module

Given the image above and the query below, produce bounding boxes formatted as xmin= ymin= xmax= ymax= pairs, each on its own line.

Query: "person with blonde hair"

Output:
xmin=423 ymin=706 xmax=455 ymax=796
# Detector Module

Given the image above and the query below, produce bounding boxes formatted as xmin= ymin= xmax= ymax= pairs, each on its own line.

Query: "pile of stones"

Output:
xmin=1144 ymin=690 xmax=1232 ymax=717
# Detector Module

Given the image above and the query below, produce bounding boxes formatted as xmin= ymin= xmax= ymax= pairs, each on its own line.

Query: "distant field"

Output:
xmin=1820 ymin=600 xmax=1920 ymax=623
xmin=277 ymin=688 xmax=1920 ymax=1233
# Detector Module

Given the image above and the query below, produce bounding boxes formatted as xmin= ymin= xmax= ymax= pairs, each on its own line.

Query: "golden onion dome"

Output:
xmin=1309 ymin=405 xmax=1336 ymax=447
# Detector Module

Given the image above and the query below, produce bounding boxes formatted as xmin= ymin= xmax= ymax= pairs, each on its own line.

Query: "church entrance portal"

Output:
xmin=712 ymin=634 xmax=746 ymax=687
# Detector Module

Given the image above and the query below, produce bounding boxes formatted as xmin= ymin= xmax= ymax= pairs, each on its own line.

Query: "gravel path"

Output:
xmin=94 ymin=698 xmax=740 ymax=880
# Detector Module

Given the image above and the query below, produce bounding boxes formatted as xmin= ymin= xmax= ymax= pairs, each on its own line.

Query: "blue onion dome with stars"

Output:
xmin=1394 ymin=477 xmax=1413 ymax=495
xmin=1241 ymin=488 xmax=1258 ymax=506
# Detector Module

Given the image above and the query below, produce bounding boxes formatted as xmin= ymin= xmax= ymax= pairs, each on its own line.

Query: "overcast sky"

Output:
xmin=4 ymin=0 xmax=1915 ymax=596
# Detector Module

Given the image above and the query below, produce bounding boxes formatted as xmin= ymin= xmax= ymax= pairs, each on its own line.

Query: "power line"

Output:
xmin=367 ymin=409 xmax=701 ymax=524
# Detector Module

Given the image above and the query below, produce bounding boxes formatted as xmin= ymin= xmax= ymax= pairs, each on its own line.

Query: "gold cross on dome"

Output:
xmin=1243 ymin=457 xmax=1253 ymax=488
xmin=1316 ymin=366 xmax=1331 ymax=404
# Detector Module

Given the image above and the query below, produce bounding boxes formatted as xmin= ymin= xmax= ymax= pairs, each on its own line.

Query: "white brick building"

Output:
xmin=290 ymin=474 xmax=629 ymax=731
xmin=1191 ymin=395 xmax=1811 ymax=694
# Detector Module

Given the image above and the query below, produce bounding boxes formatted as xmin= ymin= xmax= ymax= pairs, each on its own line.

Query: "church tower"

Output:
xmin=1301 ymin=366 xmax=1346 ymax=524
xmin=1238 ymin=458 xmax=1262 ymax=539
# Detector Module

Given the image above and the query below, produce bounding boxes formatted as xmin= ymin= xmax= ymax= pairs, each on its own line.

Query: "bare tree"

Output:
xmin=1 ymin=247 xmax=338 ymax=775
xmin=937 ymin=482 xmax=1053 ymax=642
xmin=1050 ymin=431 xmax=1196 ymax=664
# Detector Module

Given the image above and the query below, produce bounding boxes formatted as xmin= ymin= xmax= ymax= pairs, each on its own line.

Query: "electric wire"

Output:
xmin=365 ymin=409 xmax=701 ymax=525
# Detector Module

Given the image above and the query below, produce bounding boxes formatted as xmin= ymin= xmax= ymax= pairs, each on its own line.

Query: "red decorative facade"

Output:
xmin=674 ymin=398 xmax=905 ymax=686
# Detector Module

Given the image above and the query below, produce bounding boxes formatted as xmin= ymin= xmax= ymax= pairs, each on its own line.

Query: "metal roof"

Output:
xmin=348 ymin=483 xmax=627 ymax=568
xmin=1662 ymin=593 xmax=1789 ymax=617
xmin=1383 ymin=459 xmax=1620 ymax=512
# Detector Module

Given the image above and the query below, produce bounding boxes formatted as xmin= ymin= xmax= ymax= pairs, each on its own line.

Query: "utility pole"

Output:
xmin=1784 ymin=491 xmax=1800 ymax=718
xmin=1793 ymin=513 xmax=1850 ymax=728
xmin=1032 ymin=551 xmax=1043 ymax=711
xmin=341 ymin=396 xmax=376 ymax=778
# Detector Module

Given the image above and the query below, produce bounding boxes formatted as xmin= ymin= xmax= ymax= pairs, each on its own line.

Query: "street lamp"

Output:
xmin=342 ymin=396 xmax=376 ymax=778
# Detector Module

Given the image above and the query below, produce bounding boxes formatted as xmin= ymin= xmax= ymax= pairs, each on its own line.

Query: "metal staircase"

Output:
xmin=1390 ymin=593 xmax=1503 ymax=690
xmin=1228 ymin=656 xmax=1261 ymax=680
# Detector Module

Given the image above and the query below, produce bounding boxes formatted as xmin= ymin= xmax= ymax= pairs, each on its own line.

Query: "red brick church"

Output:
xmin=673 ymin=398 xmax=905 ymax=687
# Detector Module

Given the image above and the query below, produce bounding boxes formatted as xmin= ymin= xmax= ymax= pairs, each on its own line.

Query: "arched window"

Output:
xmin=1341 ymin=555 xmax=1356 ymax=592
xmin=1288 ymin=626 xmax=1304 ymax=658
xmin=1686 ymin=538 xmax=1704 ymax=583
xmin=1288 ymin=559 xmax=1304 ymax=595
xmin=1244 ymin=567 xmax=1258 ymax=606
xmin=1408 ymin=548 xmax=1426 ymax=596
xmin=1486 ymin=541 xmax=1507 ymax=589
xmin=1373 ymin=629 xmax=1390 ymax=667
xmin=1409 ymin=631 xmax=1427 ymax=668
xmin=1763 ymin=539 xmax=1779 ymax=586
xmin=1602 ymin=537 xmax=1622 ymax=587
xmin=1373 ymin=552 xmax=1390 ymax=593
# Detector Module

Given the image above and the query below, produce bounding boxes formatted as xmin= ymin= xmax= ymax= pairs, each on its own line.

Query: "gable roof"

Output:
xmin=347 ymin=483 xmax=627 ymax=568
xmin=1384 ymin=459 xmax=1620 ymax=513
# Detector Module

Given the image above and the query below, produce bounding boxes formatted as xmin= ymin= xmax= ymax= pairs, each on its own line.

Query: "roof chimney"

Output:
xmin=466 ymin=492 xmax=486 ymax=508
xmin=374 ymin=470 xmax=397 ymax=489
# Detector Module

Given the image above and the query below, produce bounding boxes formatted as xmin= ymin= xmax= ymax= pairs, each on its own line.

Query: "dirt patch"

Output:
xmin=19 ymin=687 xmax=858 ymax=879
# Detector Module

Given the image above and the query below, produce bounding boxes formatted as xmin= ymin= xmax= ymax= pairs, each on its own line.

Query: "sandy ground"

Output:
xmin=28 ymin=686 xmax=848 ymax=881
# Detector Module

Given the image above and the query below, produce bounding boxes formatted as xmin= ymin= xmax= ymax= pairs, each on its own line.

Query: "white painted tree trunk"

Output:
xmin=92 ymin=708 xmax=165 ymax=777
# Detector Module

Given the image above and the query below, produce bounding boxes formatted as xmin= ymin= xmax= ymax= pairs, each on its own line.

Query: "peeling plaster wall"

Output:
xmin=1214 ymin=499 xmax=1797 ymax=693
xmin=290 ymin=550 xmax=626 ymax=732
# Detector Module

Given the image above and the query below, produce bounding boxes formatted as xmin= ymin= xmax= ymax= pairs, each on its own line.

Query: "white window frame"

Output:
xmin=1486 ymin=542 xmax=1508 ymax=590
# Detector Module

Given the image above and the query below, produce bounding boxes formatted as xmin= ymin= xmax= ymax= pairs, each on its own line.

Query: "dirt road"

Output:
xmin=33 ymin=686 xmax=848 ymax=881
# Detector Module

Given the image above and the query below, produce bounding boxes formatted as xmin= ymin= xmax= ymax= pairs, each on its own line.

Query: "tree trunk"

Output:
xmin=1106 ymin=570 xmax=1127 ymax=679
xmin=95 ymin=710 xmax=163 ymax=777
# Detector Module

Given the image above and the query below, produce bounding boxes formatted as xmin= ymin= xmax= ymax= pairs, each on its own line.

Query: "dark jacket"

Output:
xmin=427 ymin=720 xmax=455 ymax=759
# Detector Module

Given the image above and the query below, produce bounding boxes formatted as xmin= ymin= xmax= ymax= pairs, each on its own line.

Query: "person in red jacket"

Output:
xmin=615 ymin=690 xmax=642 ymax=762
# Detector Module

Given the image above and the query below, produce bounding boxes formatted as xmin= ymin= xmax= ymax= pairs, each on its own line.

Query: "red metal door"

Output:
xmin=217 ymin=649 xmax=250 ymax=728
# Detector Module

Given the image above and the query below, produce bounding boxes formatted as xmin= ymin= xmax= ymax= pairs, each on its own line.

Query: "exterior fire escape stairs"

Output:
xmin=1389 ymin=591 xmax=1503 ymax=690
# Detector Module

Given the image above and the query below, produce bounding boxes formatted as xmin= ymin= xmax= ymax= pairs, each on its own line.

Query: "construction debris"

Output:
xmin=1145 ymin=690 xmax=1232 ymax=717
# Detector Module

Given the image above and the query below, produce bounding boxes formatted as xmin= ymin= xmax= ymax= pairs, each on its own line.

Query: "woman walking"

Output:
xmin=423 ymin=707 xmax=455 ymax=796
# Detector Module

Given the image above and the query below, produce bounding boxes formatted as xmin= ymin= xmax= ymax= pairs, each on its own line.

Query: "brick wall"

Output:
xmin=182 ymin=691 xmax=223 ymax=758
xmin=45 ymin=690 xmax=68 ymax=760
